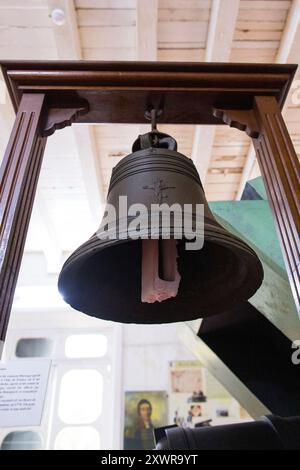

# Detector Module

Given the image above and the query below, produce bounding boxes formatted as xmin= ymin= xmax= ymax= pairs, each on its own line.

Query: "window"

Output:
xmin=65 ymin=334 xmax=108 ymax=358
xmin=58 ymin=369 xmax=103 ymax=424
xmin=54 ymin=427 xmax=100 ymax=450
xmin=1 ymin=431 xmax=42 ymax=450
xmin=15 ymin=338 xmax=54 ymax=358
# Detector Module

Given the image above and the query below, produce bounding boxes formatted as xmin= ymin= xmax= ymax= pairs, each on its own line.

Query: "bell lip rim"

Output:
xmin=58 ymin=270 xmax=264 ymax=325
xmin=58 ymin=229 xmax=264 ymax=311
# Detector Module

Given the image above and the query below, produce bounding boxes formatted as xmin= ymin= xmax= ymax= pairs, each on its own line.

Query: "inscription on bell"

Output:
xmin=143 ymin=178 xmax=175 ymax=204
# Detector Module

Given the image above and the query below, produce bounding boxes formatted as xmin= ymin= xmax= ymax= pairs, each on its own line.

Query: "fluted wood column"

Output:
xmin=0 ymin=93 xmax=47 ymax=352
xmin=253 ymin=96 xmax=300 ymax=314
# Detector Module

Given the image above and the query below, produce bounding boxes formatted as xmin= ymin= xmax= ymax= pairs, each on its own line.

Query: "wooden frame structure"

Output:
xmin=0 ymin=60 xmax=299 ymax=355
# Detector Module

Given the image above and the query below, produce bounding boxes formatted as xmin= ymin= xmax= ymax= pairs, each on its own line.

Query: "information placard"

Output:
xmin=0 ymin=360 xmax=51 ymax=427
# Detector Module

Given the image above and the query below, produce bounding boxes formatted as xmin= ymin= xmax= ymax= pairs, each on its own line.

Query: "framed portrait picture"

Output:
xmin=123 ymin=391 xmax=167 ymax=450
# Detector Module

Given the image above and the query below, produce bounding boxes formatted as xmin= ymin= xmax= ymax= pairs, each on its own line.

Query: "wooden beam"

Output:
xmin=3 ymin=62 xmax=295 ymax=121
xmin=192 ymin=0 xmax=240 ymax=182
xmin=47 ymin=0 xmax=104 ymax=222
xmin=136 ymin=0 xmax=157 ymax=61
xmin=236 ymin=0 xmax=300 ymax=199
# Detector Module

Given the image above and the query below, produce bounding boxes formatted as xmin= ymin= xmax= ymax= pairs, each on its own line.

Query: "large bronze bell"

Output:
xmin=58 ymin=125 xmax=263 ymax=323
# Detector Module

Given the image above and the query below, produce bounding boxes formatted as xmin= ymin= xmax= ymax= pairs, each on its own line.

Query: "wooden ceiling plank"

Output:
xmin=0 ymin=0 xmax=48 ymax=8
xmin=238 ymin=9 xmax=288 ymax=22
xmin=233 ymin=41 xmax=280 ymax=49
xmin=236 ymin=21 xmax=285 ymax=31
xmin=75 ymin=0 xmax=136 ymax=8
xmin=159 ymin=0 xmax=211 ymax=8
xmin=240 ymin=1 xmax=291 ymax=9
xmin=157 ymin=48 xmax=206 ymax=62
xmin=158 ymin=21 xmax=208 ymax=45
xmin=83 ymin=47 xmax=135 ymax=60
xmin=0 ymin=7 xmax=52 ymax=27
xmin=80 ymin=25 xmax=135 ymax=49
xmin=0 ymin=46 xmax=57 ymax=61
xmin=158 ymin=8 xmax=210 ymax=22
xmin=77 ymin=8 xmax=136 ymax=27
xmin=0 ymin=27 xmax=55 ymax=49
xmin=234 ymin=30 xmax=282 ymax=41
xmin=231 ymin=48 xmax=277 ymax=62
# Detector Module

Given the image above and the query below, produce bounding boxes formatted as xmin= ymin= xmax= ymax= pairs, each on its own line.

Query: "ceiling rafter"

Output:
xmin=191 ymin=0 xmax=240 ymax=185
xmin=136 ymin=0 xmax=158 ymax=136
xmin=136 ymin=0 xmax=158 ymax=61
xmin=47 ymin=0 xmax=104 ymax=222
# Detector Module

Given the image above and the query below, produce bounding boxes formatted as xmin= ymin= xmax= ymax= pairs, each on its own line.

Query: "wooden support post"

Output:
xmin=214 ymin=95 xmax=300 ymax=316
xmin=0 ymin=93 xmax=47 ymax=354
xmin=252 ymin=96 xmax=300 ymax=315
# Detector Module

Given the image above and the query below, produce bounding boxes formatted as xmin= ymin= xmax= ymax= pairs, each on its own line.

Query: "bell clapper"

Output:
xmin=141 ymin=239 xmax=181 ymax=304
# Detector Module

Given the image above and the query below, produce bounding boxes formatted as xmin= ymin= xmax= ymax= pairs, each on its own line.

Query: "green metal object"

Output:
xmin=244 ymin=176 xmax=268 ymax=200
xmin=208 ymin=178 xmax=299 ymax=340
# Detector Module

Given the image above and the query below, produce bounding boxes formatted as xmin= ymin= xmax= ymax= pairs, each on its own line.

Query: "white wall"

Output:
xmin=123 ymin=323 xmax=194 ymax=391
xmin=0 ymin=252 xmax=195 ymax=449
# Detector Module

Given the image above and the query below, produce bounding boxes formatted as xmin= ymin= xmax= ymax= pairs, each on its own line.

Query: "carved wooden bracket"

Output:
xmin=213 ymin=107 xmax=260 ymax=138
xmin=42 ymin=100 xmax=89 ymax=137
